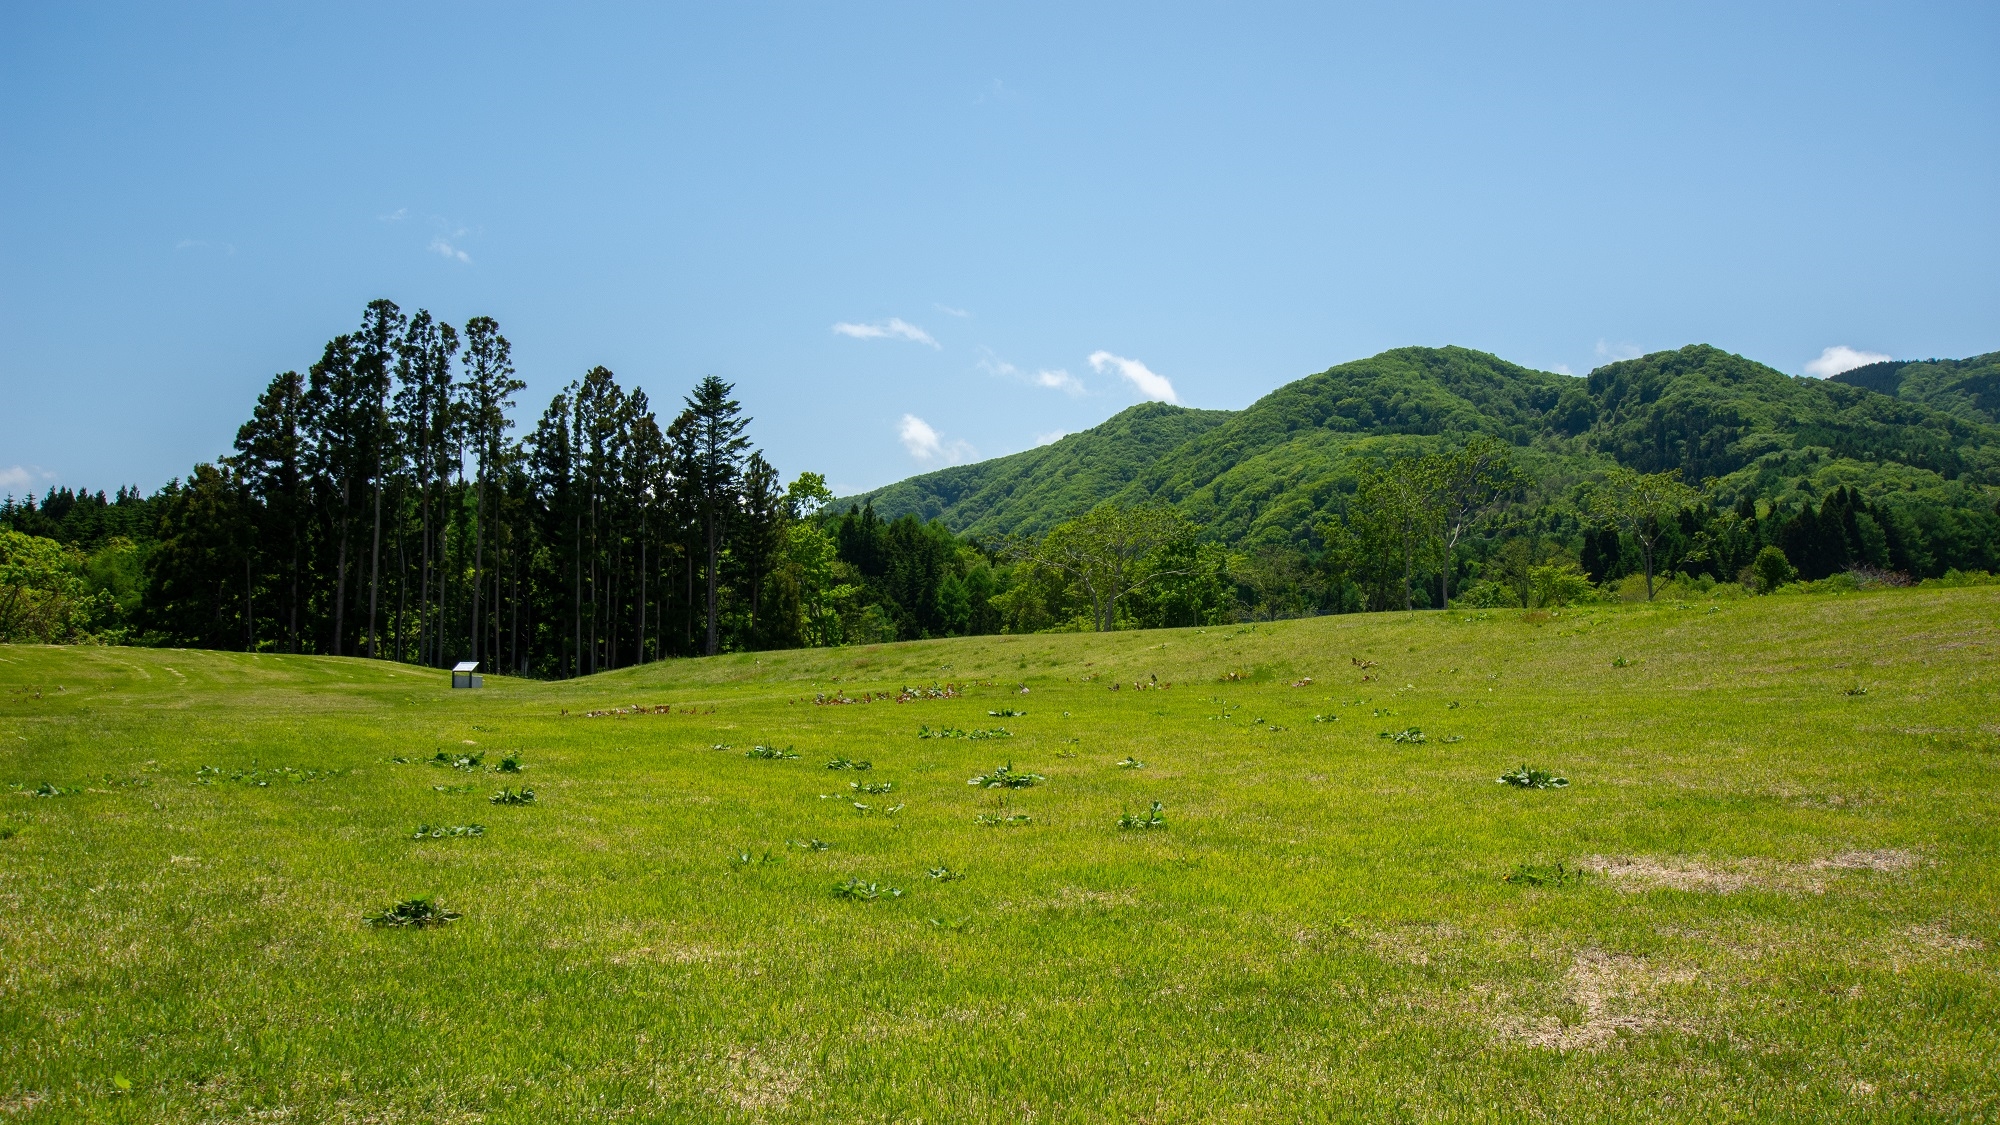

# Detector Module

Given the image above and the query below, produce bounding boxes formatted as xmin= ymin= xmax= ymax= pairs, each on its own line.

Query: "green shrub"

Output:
xmin=1752 ymin=546 xmax=1797 ymax=594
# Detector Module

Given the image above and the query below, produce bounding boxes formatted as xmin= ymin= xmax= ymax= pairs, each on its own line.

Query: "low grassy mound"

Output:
xmin=1 ymin=589 xmax=1997 ymax=1121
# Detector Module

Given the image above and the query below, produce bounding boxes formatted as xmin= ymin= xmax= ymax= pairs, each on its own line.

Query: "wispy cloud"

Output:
xmin=1804 ymin=345 xmax=1893 ymax=379
xmin=1088 ymin=351 xmax=1180 ymax=404
xmin=1594 ymin=339 xmax=1643 ymax=362
xmin=981 ymin=354 xmax=1082 ymax=395
xmin=430 ymin=237 xmax=471 ymax=263
xmin=1035 ymin=430 xmax=1067 ymax=447
xmin=899 ymin=414 xmax=974 ymax=465
xmin=379 ymin=208 xmax=408 ymax=222
xmin=833 ymin=318 xmax=939 ymax=348
xmin=934 ymin=303 xmax=971 ymax=318
xmin=0 ymin=464 xmax=54 ymax=492
xmin=974 ymin=78 xmax=1019 ymax=105
xmin=1035 ymin=369 xmax=1083 ymax=393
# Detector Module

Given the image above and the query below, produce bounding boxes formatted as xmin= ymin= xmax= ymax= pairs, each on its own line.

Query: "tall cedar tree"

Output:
xmin=680 ymin=376 xmax=751 ymax=656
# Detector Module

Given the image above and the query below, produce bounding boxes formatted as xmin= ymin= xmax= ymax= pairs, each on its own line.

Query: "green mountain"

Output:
xmin=846 ymin=344 xmax=2000 ymax=544
xmin=1830 ymin=352 xmax=2000 ymax=428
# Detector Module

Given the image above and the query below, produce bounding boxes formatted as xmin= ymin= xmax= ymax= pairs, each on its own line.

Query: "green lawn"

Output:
xmin=2 ymin=590 xmax=1997 ymax=1122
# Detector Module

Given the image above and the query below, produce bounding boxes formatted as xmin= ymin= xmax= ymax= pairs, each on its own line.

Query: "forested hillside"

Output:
xmin=6 ymin=330 xmax=1997 ymax=659
xmin=850 ymin=344 xmax=2000 ymax=547
xmin=1831 ymin=351 xmax=2000 ymax=428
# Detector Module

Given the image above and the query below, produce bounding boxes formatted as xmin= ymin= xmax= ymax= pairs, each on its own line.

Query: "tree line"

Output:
xmin=6 ymin=307 xmax=1997 ymax=651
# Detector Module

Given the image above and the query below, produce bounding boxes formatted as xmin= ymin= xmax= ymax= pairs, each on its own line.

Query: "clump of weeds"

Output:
xmin=364 ymin=897 xmax=461 ymax=928
xmin=429 ymin=751 xmax=483 ymax=771
xmin=711 ymin=744 xmax=734 ymax=751
xmin=197 ymin=764 xmax=342 ymax=786
xmin=1441 ymin=735 xmax=1464 ymax=744
xmin=850 ymin=780 xmax=895 ymax=795
xmin=432 ymin=783 xmax=474 ymax=794
xmin=788 ymin=838 xmax=832 ymax=851
xmin=1312 ymin=714 xmax=1339 ymax=724
xmin=831 ymin=878 xmax=903 ymax=901
xmin=927 ymin=866 xmax=965 ymax=881
xmin=489 ymin=787 xmax=537 ymax=805
xmin=975 ymin=812 xmax=1033 ymax=827
xmin=1117 ymin=757 xmax=1145 ymax=769
xmin=745 ymin=745 xmax=799 ymax=760
xmin=825 ymin=757 xmax=871 ymax=771
xmin=731 ymin=849 xmax=782 ymax=868
xmin=1502 ymin=862 xmax=1585 ymax=886
xmin=852 ymin=802 xmax=905 ymax=816
xmin=928 ymin=917 xmax=972 ymax=931
xmin=411 ymin=824 xmax=485 ymax=839
xmin=1497 ymin=765 xmax=1568 ymax=790
xmin=494 ymin=756 xmax=524 ymax=773
xmin=968 ymin=763 xmax=1044 ymax=789
xmin=988 ymin=709 xmax=1026 ymax=718
xmin=1611 ymin=657 xmax=1637 ymax=668
xmin=1843 ymin=686 xmax=1868 ymax=697
xmin=1378 ymin=728 xmax=1426 ymax=744
xmin=21 ymin=782 xmax=77 ymax=797
xmin=1117 ymin=801 xmax=1167 ymax=831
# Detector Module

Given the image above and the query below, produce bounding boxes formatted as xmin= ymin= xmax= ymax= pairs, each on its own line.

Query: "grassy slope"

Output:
xmin=2 ymin=591 xmax=1997 ymax=1122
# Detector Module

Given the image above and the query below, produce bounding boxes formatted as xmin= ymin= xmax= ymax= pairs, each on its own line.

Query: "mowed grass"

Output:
xmin=2 ymin=591 xmax=1997 ymax=1123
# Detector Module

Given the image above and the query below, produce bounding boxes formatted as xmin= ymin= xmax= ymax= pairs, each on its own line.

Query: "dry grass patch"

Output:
xmin=1583 ymin=849 xmax=1921 ymax=895
xmin=1495 ymin=950 xmax=1699 ymax=1052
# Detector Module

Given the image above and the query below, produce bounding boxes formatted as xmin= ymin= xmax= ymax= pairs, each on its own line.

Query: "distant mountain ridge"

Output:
xmin=844 ymin=344 xmax=2000 ymax=544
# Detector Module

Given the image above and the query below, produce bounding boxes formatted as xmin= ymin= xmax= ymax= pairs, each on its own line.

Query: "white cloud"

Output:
xmin=1035 ymin=430 xmax=1068 ymax=446
xmin=1804 ymin=345 xmax=1893 ymax=379
xmin=898 ymin=414 xmax=974 ymax=465
xmin=1087 ymin=350 xmax=1180 ymax=404
xmin=934 ymin=304 xmax=971 ymax=318
xmin=1594 ymin=339 xmax=1643 ymax=362
xmin=1550 ymin=363 xmax=1574 ymax=376
xmin=981 ymin=354 xmax=1082 ymax=395
xmin=0 ymin=464 xmax=53 ymax=492
xmin=833 ymin=318 xmax=939 ymax=348
xmin=379 ymin=208 xmax=408 ymax=222
xmin=430 ymin=237 xmax=471 ymax=263
xmin=1034 ymin=369 xmax=1083 ymax=394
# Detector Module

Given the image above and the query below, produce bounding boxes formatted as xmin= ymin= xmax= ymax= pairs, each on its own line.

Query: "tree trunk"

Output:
xmin=367 ymin=483 xmax=382 ymax=658
xmin=705 ymin=511 xmax=720 ymax=656
xmin=470 ymin=478 xmax=483 ymax=663
xmin=333 ymin=483 xmax=350 ymax=656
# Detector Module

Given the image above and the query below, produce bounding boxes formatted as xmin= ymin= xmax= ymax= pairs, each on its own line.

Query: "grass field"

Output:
xmin=2 ymin=589 xmax=1997 ymax=1122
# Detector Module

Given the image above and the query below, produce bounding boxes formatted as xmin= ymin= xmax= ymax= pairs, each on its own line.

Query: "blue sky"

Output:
xmin=2 ymin=2 xmax=1995 ymax=498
